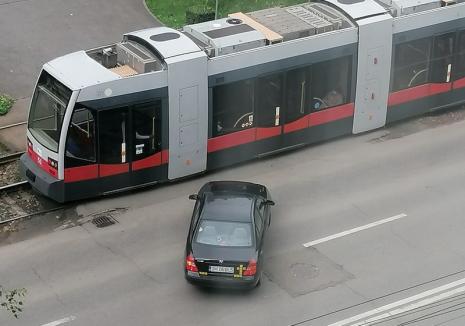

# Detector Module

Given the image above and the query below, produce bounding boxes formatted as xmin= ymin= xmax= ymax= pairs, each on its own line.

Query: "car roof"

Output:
xmin=198 ymin=181 xmax=267 ymax=198
xmin=201 ymin=192 xmax=254 ymax=223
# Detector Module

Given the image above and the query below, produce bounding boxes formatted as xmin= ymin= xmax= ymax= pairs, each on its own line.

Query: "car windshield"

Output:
xmin=195 ymin=220 xmax=253 ymax=247
xmin=28 ymin=70 xmax=72 ymax=152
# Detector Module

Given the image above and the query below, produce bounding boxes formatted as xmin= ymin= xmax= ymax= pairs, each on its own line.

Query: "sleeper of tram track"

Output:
xmin=0 ymin=151 xmax=24 ymax=188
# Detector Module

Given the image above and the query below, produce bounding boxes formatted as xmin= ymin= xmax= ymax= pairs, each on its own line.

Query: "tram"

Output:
xmin=20 ymin=0 xmax=465 ymax=202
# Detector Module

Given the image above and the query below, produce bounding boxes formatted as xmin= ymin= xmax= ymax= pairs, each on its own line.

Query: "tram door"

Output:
xmin=130 ymin=101 xmax=163 ymax=185
xmin=255 ymin=69 xmax=310 ymax=155
xmin=98 ymin=108 xmax=130 ymax=192
xmin=255 ymin=73 xmax=284 ymax=155
xmin=97 ymin=102 xmax=163 ymax=192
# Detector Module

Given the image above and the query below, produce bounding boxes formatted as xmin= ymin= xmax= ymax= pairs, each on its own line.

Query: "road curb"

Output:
xmin=142 ymin=0 xmax=165 ymax=26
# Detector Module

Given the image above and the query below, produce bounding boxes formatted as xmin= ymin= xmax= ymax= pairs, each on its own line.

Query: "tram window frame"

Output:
xmin=430 ymin=33 xmax=455 ymax=83
xmin=453 ymin=30 xmax=465 ymax=81
xmin=211 ymin=78 xmax=255 ymax=137
xmin=256 ymin=73 xmax=284 ymax=128
xmin=391 ymin=37 xmax=432 ymax=92
xmin=132 ymin=101 xmax=162 ymax=161
xmin=310 ymin=56 xmax=351 ymax=112
xmin=65 ymin=106 xmax=96 ymax=168
xmin=285 ymin=67 xmax=312 ymax=123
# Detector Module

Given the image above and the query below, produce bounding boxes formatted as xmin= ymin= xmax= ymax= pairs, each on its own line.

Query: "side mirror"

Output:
xmin=189 ymin=194 xmax=199 ymax=201
xmin=265 ymin=200 xmax=275 ymax=206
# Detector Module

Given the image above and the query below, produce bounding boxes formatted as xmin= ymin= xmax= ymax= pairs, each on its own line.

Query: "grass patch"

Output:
xmin=0 ymin=94 xmax=14 ymax=116
xmin=146 ymin=0 xmax=306 ymax=28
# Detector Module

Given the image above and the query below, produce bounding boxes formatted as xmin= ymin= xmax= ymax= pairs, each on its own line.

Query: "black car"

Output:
xmin=184 ymin=181 xmax=275 ymax=288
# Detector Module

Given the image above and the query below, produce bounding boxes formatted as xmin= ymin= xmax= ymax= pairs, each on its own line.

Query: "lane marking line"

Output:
xmin=328 ymin=277 xmax=465 ymax=326
xmin=40 ymin=315 xmax=76 ymax=326
xmin=302 ymin=213 xmax=407 ymax=248
xmin=350 ymin=285 xmax=465 ymax=326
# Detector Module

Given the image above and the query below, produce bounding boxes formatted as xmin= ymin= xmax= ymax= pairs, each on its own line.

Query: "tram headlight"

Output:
xmin=48 ymin=157 xmax=58 ymax=169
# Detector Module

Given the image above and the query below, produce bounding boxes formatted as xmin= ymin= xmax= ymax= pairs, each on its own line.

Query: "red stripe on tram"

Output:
xmin=99 ymin=163 xmax=129 ymax=177
xmin=161 ymin=149 xmax=169 ymax=164
xmin=283 ymin=114 xmax=309 ymax=134
xmin=452 ymin=77 xmax=465 ymax=90
xmin=388 ymin=83 xmax=451 ymax=107
xmin=256 ymin=126 xmax=281 ymax=141
xmin=208 ymin=128 xmax=256 ymax=153
xmin=132 ymin=152 xmax=162 ymax=171
xmin=64 ymin=165 xmax=98 ymax=183
xmin=309 ymin=103 xmax=354 ymax=127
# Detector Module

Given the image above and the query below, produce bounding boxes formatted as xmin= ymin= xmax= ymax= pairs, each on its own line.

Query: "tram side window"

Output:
xmin=391 ymin=38 xmax=432 ymax=92
xmin=133 ymin=101 xmax=162 ymax=160
xmin=212 ymin=79 xmax=255 ymax=137
xmin=454 ymin=31 xmax=465 ymax=81
xmin=311 ymin=56 xmax=351 ymax=111
xmin=65 ymin=107 xmax=96 ymax=167
xmin=430 ymin=33 xmax=454 ymax=83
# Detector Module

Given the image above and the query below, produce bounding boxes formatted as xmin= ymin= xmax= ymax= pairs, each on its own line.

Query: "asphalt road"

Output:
xmin=0 ymin=0 xmax=158 ymax=99
xmin=2 ymin=109 xmax=465 ymax=326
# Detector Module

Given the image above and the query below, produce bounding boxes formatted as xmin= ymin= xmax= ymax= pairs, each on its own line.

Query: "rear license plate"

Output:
xmin=209 ymin=266 xmax=234 ymax=273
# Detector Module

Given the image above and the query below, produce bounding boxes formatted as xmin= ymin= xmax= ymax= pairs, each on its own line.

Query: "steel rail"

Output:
xmin=0 ymin=205 xmax=67 ymax=225
xmin=0 ymin=151 xmax=25 ymax=165
xmin=0 ymin=180 xmax=29 ymax=192
xmin=0 ymin=121 xmax=27 ymax=130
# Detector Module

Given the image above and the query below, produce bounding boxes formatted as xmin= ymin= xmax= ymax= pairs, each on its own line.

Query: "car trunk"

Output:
xmin=192 ymin=243 xmax=256 ymax=277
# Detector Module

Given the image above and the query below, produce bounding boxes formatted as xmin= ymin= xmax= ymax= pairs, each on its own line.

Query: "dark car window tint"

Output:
xmin=195 ymin=220 xmax=253 ymax=247
xmin=254 ymin=202 xmax=263 ymax=238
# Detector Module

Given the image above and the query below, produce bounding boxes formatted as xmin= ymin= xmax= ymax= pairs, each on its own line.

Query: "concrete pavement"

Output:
xmin=1 ymin=108 xmax=465 ymax=325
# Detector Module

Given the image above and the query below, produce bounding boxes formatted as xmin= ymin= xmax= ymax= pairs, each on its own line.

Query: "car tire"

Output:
xmin=256 ymin=271 xmax=263 ymax=287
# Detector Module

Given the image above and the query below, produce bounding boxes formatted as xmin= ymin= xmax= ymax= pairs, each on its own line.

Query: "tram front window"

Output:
xmin=28 ymin=71 xmax=72 ymax=152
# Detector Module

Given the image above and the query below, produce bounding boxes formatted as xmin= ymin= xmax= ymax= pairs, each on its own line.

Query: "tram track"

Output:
xmin=0 ymin=180 xmax=67 ymax=225
xmin=0 ymin=121 xmax=27 ymax=131
xmin=0 ymin=151 xmax=25 ymax=166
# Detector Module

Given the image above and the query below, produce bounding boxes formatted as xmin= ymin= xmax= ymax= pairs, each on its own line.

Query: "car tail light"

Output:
xmin=243 ymin=259 xmax=257 ymax=276
xmin=186 ymin=253 xmax=198 ymax=272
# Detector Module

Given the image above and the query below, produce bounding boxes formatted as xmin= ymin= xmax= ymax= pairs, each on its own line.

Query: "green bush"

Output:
xmin=0 ymin=94 xmax=14 ymax=116
xmin=186 ymin=4 xmax=215 ymax=24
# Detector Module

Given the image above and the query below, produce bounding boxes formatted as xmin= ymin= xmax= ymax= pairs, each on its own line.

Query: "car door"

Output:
xmin=188 ymin=198 xmax=203 ymax=243
xmin=254 ymin=199 xmax=266 ymax=273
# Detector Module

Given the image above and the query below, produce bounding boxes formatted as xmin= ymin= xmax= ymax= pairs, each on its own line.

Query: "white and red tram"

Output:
xmin=20 ymin=0 xmax=465 ymax=202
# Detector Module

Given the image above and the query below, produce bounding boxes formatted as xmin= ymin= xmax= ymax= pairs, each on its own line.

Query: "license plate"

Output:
xmin=209 ymin=265 xmax=234 ymax=273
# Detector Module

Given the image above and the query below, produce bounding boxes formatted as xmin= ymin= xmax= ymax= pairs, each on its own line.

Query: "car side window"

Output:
xmin=254 ymin=200 xmax=264 ymax=239
xmin=190 ymin=200 xmax=202 ymax=239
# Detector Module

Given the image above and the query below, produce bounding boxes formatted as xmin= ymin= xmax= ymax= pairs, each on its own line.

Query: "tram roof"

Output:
xmin=125 ymin=27 xmax=202 ymax=59
xmin=44 ymin=51 xmax=120 ymax=91
xmin=325 ymin=0 xmax=387 ymax=20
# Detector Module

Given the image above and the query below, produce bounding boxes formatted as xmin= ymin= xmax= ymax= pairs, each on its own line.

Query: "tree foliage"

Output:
xmin=0 ymin=286 xmax=26 ymax=318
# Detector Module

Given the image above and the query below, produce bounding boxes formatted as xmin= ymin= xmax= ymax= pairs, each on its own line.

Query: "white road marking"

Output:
xmin=302 ymin=213 xmax=407 ymax=248
xmin=328 ymin=277 xmax=465 ymax=326
xmin=40 ymin=315 xmax=76 ymax=326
